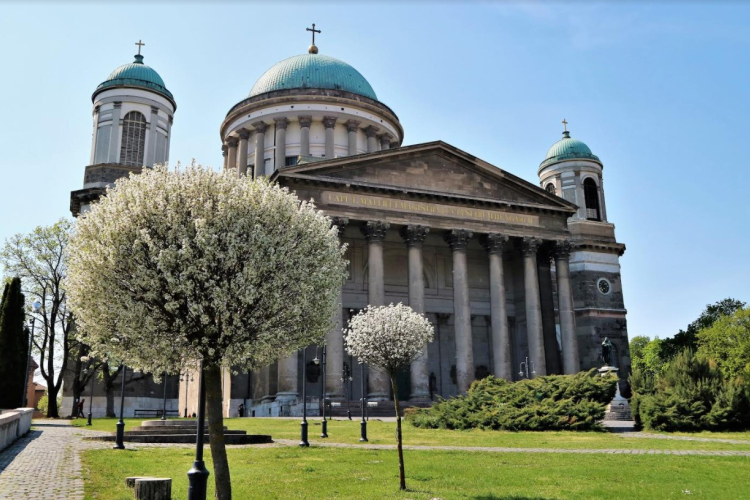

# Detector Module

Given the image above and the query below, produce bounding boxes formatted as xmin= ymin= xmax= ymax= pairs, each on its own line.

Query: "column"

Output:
xmin=522 ymin=237 xmax=547 ymax=376
xmin=538 ymin=246 xmax=562 ymax=374
xmin=323 ymin=116 xmax=337 ymax=158
xmin=237 ymin=129 xmax=250 ymax=176
xmin=274 ymin=117 xmax=289 ymax=170
xmin=379 ymin=134 xmax=392 ymax=151
xmin=444 ymin=229 xmax=474 ymax=393
xmin=226 ymin=137 xmax=238 ymax=173
xmin=146 ymin=106 xmax=159 ymax=167
xmin=276 ymin=352 xmax=298 ymax=401
xmin=389 ymin=140 xmax=399 ymax=150
xmin=482 ymin=233 xmax=512 ymax=380
xmin=253 ymin=121 xmax=267 ymax=178
xmin=400 ymin=225 xmax=430 ymax=401
xmin=108 ymin=102 xmax=122 ymax=163
xmin=298 ymin=116 xmax=312 ymax=157
xmin=345 ymin=120 xmax=360 ymax=156
xmin=361 ymin=220 xmax=390 ymax=400
xmin=222 ymin=145 xmax=228 ymax=171
xmin=326 ymin=217 xmax=348 ymax=399
xmin=364 ymin=126 xmax=379 ymax=153
xmin=166 ymin=115 xmax=172 ymax=163
xmin=555 ymin=240 xmax=580 ymax=374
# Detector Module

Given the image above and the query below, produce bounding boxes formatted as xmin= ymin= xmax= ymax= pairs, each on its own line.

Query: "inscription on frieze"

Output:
xmin=320 ymin=191 xmax=539 ymax=227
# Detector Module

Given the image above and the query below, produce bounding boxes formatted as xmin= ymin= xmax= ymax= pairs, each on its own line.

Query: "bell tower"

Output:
xmin=71 ymin=41 xmax=176 ymax=216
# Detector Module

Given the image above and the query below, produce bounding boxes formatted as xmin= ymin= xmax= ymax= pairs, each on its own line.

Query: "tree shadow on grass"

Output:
xmin=472 ymin=496 xmax=559 ymax=500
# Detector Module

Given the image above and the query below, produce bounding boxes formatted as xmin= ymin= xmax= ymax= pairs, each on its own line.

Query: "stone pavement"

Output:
xmin=0 ymin=420 xmax=108 ymax=500
xmin=273 ymin=438 xmax=750 ymax=456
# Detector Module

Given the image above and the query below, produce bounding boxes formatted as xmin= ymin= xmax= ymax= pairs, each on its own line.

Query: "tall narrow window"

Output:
xmin=119 ymin=111 xmax=147 ymax=166
xmin=583 ymin=177 xmax=601 ymax=221
xmin=545 ymin=183 xmax=556 ymax=195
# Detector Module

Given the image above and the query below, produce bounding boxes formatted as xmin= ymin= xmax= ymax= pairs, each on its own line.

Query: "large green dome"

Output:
xmin=94 ymin=54 xmax=174 ymax=103
xmin=540 ymin=131 xmax=600 ymax=168
xmin=249 ymin=54 xmax=378 ymax=101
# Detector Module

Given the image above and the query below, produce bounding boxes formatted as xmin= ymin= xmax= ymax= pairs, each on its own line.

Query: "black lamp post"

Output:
xmin=181 ymin=371 xmax=193 ymax=418
xmin=300 ymin=347 xmax=309 ymax=447
xmin=22 ymin=300 xmax=42 ymax=407
xmin=114 ymin=365 xmax=127 ymax=449
xmin=187 ymin=360 xmax=209 ymax=500
xmin=87 ymin=366 xmax=96 ymax=426
xmin=341 ymin=363 xmax=352 ymax=420
xmin=359 ymin=361 xmax=368 ymax=442
xmin=319 ymin=345 xmax=328 ymax=438
xmin=161 ymin=372 xmax=168 ymax=420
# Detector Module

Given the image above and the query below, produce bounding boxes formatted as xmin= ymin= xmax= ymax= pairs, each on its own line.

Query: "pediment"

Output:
xmin=277 ymin=141 xmax=576 ymax=212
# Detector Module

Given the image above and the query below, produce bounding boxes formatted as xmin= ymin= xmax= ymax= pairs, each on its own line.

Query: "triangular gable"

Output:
xmin=277 ymin=141 xmax=576 ymax=212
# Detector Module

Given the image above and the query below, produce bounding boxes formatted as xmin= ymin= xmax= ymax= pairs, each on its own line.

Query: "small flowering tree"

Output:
xmin=65 ymin=163 xmax=347 ymax=500
xmin=344 ymin=303 xmax=434 ymax=491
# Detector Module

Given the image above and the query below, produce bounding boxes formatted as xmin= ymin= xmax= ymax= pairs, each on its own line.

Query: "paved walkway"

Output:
xmin=0 ymin=420 xmax=107 ymax=500
xmin=273 ymin=438 xmax=750 ymax=456
xmin=620 ymin=432 xmax=750 ymax=445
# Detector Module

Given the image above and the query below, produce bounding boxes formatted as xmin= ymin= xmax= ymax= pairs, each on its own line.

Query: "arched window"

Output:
xmin=119 ymin=111 xmax=147 ymax=166
xmin=545 ymin=183 xmax=556 ymax=195
xmin=583 ymin=177 xmax=601 ymax=221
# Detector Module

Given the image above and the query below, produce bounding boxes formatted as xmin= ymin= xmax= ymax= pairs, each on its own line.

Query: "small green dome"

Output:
xmin=94 ymin=54 xmax=174 ymax=104
xmin=249 ymin=54 xmax=377 ymax=101
xmin=540 ymin=131 xmax=600 ymax=168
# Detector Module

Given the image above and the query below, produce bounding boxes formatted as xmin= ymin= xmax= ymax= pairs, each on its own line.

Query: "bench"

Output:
xmin=134 ymin=409 xmax=180 ymax=418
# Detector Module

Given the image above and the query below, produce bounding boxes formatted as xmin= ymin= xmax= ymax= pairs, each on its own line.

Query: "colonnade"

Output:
xmin=222 ymin=117 xmax=398 ymax=174
xmin=271 ymin=219 xmax=580 ymax=403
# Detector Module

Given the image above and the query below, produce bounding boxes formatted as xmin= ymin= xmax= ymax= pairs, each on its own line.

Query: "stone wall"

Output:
xmin=0 ymin=408 xmax=34 ymax=452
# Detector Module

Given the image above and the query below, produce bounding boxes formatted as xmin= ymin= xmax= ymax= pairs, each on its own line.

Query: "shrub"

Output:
xmin=631 ymin=350 xmax=750 ymax=432
xmin=406 ymin=369 xmax=617 ymax=431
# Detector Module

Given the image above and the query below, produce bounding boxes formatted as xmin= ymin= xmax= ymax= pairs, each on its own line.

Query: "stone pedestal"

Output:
xmin=598 ymin=366 xmax=632 ymax=421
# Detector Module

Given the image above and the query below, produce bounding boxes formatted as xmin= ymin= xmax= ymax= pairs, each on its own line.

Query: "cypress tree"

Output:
xmin=0 ymin=277 xmax=28 ymax=409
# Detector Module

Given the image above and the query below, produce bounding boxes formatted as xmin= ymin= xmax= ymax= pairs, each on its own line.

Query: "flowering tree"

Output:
xmin=65 ymin=163 xmax=347 ymax=500
xmin=344 ymin=303 xmax=434 ymax=491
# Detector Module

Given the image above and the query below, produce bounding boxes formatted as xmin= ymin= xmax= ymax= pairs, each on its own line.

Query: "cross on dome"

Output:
xmin=306 ymin=23 xmax=321 ymax=54
xmin=135 ymin=39 xmax=145 ymax=55
xmin=562 ymin=118 xmax=568 ymax=132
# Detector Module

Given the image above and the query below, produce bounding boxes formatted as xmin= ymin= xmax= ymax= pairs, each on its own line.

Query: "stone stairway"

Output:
xmin=88 ymin=420 xmax=272 ymax=444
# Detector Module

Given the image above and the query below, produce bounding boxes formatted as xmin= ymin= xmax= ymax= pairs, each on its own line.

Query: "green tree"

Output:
xmin=629 ymin=336 xmax=651 ymax=373
xmin=0 ymin=277 xmax=28 ymax=408
xmin=697 ymin=308 xmax=750 ymax=380
xmin=661 ymin=298 xmax=746 ymax=359
xmin=1 ymin=219 xmax=75 ymax=417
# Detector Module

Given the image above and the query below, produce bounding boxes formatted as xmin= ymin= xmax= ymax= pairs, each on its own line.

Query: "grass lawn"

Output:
xmin=69 ymin=417 xmax=750 ymax=451
xmin=82 ymin=445 xmax=750 ymax=499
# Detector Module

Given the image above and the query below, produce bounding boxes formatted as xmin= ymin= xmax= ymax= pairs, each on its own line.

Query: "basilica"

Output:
xmin=65 ymin=35 xmax=629 ymax=418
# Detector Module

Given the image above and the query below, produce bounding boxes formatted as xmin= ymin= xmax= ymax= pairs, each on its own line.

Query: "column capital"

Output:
xmin=444 ymin=229 xmax=473 ymax=250
xmin=363 ymin=125 xmax=380 ymax=138
xmin=274 ymin=117 xmax=290 ymax=130
xmin=400 ymin=225 xmax=430 ymax=247
xmin=226 ymin=137 xmax=239 ymax=147
xmin=221 ymin=144 xmax=228 ymax=153
xmin=252 ymin=121 xmax=268 ymax=133
xmin=298 ymin=115 xmax=313 ymax=128
xmin=522 ymin=236 xmax=543 ymax=257
xmin=168 ymin=115 xmax=174 ymax=124
xmin=322 ymin=116 xmax=338 ymax=129
xmin=331 ymin=217 xmax=349 ymax=236
xmin=150 ymin=106 xmax=159 ymax=114
xmin=390 ymin=140 xmax=399 ymax=149
xmin=379 ymin=133 xmax=393 ymax=145
xmin=345 ymin=119 xmax=361 ymax=132
xmin=113 ymin=101 xmax=122 ymax=108
xmin=238 ymin=128 xmax=251 ymax=140
xmin=554 ymin=239 xmax=574 ymax=259
xmin=481 ymin=233 xmax=509 ymax=254
xmin=361 ymin=221 xmax=390 ymax=242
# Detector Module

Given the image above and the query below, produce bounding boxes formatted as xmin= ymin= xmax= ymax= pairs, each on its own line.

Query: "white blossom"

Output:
xmin=65 ymin=162 xmax=348 ymax=374
xmin=344 ymin=303 xmax=434 ymax=374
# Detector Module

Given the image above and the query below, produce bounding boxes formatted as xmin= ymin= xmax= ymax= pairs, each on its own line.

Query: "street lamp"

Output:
xmin=315 ymin=346 xmax=328 ymax=438
xmin=300 ymin=347 xmax=309 ymax=447
xmin=22 ymin=299 xmax=42 ymax=407
xmin=341 ymin=363 xmax=353 ymax=420
xmin=187 ymin=360 xmax=209 ymax=500
xmin=359 ymin=360 xmax=368 ymax=442
xmin=114 ymin=364 xmax=127 ymax=450
xmin=87 ymin=366 xmax=96 ymax=426
xmin=161 ymin=372 xmax=168 ymax=420
xmin=519 ymin=357 xmax=536 ymax=379
xmin=181 ymin=371 xmax=193 ymax=418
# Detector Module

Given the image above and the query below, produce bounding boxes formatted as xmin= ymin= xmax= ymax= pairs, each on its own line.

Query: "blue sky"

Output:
xmin=1 ymin=2 xmax=748 ymax=341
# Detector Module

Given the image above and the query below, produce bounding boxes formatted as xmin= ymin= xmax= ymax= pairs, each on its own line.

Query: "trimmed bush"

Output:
xmin=630 ymin=350 xmax=750 ymax=432
xmin=406 ymin=369 xmax=617 ymax=431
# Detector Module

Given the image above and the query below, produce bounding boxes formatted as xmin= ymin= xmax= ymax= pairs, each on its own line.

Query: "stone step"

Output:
xmin=91 ymin=433 xmax=272 ymax=444
xmin=130 ymin=425 xmax=227 ymax=432
xmin=124 ymin=429 xmax=247 ymax=436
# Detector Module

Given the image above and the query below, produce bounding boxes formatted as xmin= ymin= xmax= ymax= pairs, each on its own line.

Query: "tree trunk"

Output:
xmin=47 ymin=384 xmax=60 ymax=418
xmin=205 ymin=363 xmax=231 ymax=500
xmin=390 ymin=375 xmax=406 ymax=491
xmin=106 ymin=384 xmax=116 ymax=417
